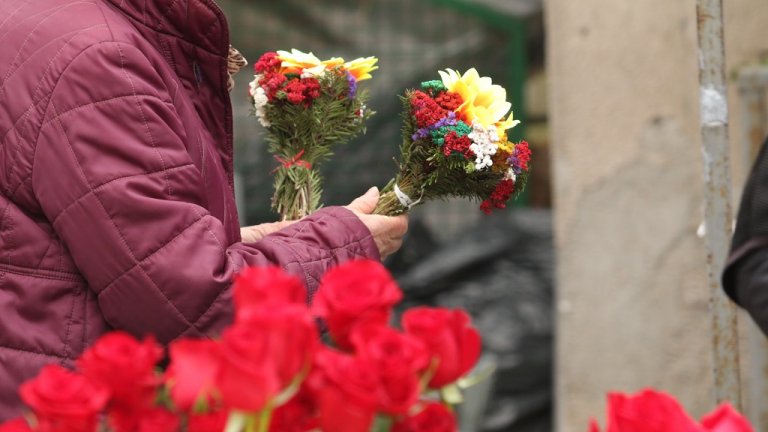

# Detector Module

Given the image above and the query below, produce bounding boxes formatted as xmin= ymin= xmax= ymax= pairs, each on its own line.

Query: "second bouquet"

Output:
xmin=249 ymin=49 xmax=377 ymax=220
xmin=373 ymin=68 xmax=531 ymax=216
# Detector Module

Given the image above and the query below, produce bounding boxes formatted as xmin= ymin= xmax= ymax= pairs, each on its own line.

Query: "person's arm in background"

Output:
xmin=723 ymin=136 xmax=768 ymax=334
xmin=33 ymin=41 xmax=406 ymax=344
xmin=731 ymin=248 xmax=768 ymax=335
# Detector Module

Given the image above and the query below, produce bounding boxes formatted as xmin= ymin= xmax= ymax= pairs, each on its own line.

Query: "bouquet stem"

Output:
xmin=373 ymin=177 xmax=421 ymax=216
xmin=271 ymin=164 xmax=321 ymax=221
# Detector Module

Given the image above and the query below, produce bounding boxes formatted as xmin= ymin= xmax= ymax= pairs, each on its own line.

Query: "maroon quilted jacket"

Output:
xmin=0 ymin=0 xmax=379 ymax=420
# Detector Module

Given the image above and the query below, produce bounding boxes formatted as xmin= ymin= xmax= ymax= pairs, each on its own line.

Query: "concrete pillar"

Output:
xmin=546 ymin=0 xmax=768 ymax=430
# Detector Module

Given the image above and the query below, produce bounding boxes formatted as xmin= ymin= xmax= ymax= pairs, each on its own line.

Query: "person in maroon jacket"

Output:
xmin=0 ymin=0 xmax=407 ymax=420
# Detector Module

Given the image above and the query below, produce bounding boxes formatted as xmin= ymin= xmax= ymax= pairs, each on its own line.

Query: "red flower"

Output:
xmin=269 ymin=386 xmax=319 ymax=432
xmin=594 ymin=389 xmax=703 ymax=432
xmin=312 ymin=260 xmax=403 ymax=350
xmin=479 ymin=200 xmax=492 ymax=214
xmin=0 ymin=418 xmax=33 ymax=432
xmin=166 ymin=339 xmax=221 ymax=412
xmin=350 ymin=324 xmax=429 ymax=414
xmin=591 ymin=390 xmax=755 ymax=431
xmin=480 ymin=179 xmax=515 ymax=214
xmin=435 ymin=91 xmax=464 ymax=111
xmin=217 ymin=304 xmax=319 ymax=412
xmin=442 ymin=131 xmax=473 ymax=159
xmin=351 ymin=324 xmax=429 ymax=375
xmin=77 ymin=332 xmax=162 ymax=423
xmin=134 ymin=408 xmax=180 ymax=432
xmin=187 ymin=411 xmax=229 ymax=432
xmin=410 ymin=91 xmax=447 ymax=128
xmin=255 ymin=52 xmax=281 ymax=74
xmin=20 ymin=365 xmax=109 ymax=432
xmin=284 ymin=78 xmax=308 ymax=105
xmin=312 ymin=349 xmax=380 ymax=432
xmin=259 ymin=72 xmax=287 ymax=101
xmin=700 ymin=403 xmax=753 ymax=431
xmin=392 ymin=402 xmax=458 ymax=432
xmin=281 ymin=77 xmax=322 ymax=106
xmin=512 ymin=141 xmax=532 ymax=172
xmin=401 ymin=307 xmax=481 ymax=389
xmin=233 ymin=266 xmax=306 ymax=321
xmin=302 ymin=77 xmax=321 ymax=100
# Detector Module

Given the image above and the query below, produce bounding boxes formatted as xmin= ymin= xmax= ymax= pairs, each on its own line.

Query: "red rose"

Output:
xmin=269 ymin=386 xmax=319 ymax=432
xmin=20 ymin=365 xmax=109 ymax=432
xmin=313 ymin=348 xmax=380 ymax=432
xmin=187 ymin=411 xmax=229 ymax=432
xmin=700 ymin=403 xmax=753 ymax=431
xmin=392 ymin=402 xmax=458 ymax=432
xmin=591 ymin=390 xmax=755 ymax=432
xmin=77 ymin=332 xmax=162 ymax=422
xmin=351 ymin=324 xmax=429 ymax=374
xmin=0 ymin=418 xmax=33 ymax=432
xmin=603 ymin=389 xmax=702 ymax=431
xmin=166 ymin=338 xmax=221 ymax=412
xmin=134 ymin=408 xmax=180 ymax=432
xmin=312 ymin=260 xmax=403 ymax=349
xmin=233 ymin=266 xmax=306 ymax=321
xmin=350 ymin=324 xmax=429 ymax=414
xmin=217 ymin=304 xmax=318 ymax=412
xmin=401 ymin=307 xmax=481 ymax=389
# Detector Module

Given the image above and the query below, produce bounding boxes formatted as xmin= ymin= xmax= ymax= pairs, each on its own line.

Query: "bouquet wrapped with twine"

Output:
xmin=373 ymin=68 xmax=531 ymax=216
xmin=249 ymin=49 xmax=377 ymax=220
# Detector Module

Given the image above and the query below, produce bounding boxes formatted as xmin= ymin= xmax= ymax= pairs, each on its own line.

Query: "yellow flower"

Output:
xmin=322 ymin=57 xmax=345 ymax=68
xmin=344 ymin=56 xmax=378 ymax=81
xmin=496 ymin=111 xmax=521 ymax=137
xmin=276 ymin=49 xmax=322 ymax=74
xmin=276 ymin=50 xmax=378 ymax=81
xmin=438 ymin=68 xmax=520 ymax=133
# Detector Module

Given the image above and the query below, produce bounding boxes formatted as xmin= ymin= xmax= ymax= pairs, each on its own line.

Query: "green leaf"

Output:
xmin=370 ymin=414 xmax=395 ymax=432
xmin=224 ymin=411 xmax=250 ymax=432
xmin=441 ymin=383 xmax=464 ymax=405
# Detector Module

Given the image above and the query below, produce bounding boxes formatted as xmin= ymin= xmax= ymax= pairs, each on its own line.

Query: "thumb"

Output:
xmin=347 ymin=187 xmax=380 ymax=214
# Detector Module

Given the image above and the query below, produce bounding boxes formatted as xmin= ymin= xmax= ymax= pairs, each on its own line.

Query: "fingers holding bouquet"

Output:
xmin=347 ymin=187 xmax=409 ymax=260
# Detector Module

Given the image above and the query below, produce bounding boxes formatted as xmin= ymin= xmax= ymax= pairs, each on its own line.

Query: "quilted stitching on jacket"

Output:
xmin=0 ymin=0 xmax=378 ymax=420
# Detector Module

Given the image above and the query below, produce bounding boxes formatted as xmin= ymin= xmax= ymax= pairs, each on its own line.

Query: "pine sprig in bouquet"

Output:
xmin=249 ymin=49 xmax=377 ymax=220
xmin=373 ymin=68 xmax=531 ymax=216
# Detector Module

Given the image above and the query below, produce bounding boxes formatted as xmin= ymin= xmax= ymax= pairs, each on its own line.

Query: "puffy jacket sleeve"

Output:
xmin=32 ymin=42 xmax=379 ymax=343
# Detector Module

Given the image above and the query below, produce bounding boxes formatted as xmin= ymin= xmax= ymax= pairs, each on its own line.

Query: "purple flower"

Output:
xmin=346 ymin=71 xmax=358 ymax=99
xmin=412 ymin=112 xmax=457 ymax=141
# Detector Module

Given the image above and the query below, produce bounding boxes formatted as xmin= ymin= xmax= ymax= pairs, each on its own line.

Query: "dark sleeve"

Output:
xmin=730 ymin=248 xmax=768 ymax=335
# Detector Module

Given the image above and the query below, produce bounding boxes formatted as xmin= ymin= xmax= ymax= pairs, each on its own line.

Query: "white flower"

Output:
xmin=252 ymin=87 xmax=268 ymax=109
xmin=504 ymin=169 xmax=517 ymax=182
xmin=256 ymin=107 xmax=271 ymax=127
xmin=248 ymin=76 xmax=271 ymax=127
xmin=467 ymin=121 xmax=499 ymax=171
xmin=248 ymin=75 xmax=262 ymax=98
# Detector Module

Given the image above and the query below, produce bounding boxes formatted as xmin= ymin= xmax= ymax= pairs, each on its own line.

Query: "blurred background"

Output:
xmin=217 ymin=0 xmax=768 ymax=431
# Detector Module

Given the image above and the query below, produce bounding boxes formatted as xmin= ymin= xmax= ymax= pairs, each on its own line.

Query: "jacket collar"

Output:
xmin=104 ymin=0 xmax=230 ymax=56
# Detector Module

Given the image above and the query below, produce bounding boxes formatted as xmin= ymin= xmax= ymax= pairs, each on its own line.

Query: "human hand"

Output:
xmin=240 ymin=220 xmax=296 ymax=243
xmin=346 ymin=187 xmax=409 ymax=259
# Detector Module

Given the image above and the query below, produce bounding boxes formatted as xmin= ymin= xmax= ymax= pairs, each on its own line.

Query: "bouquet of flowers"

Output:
xmin=589 ymin=389 xmax=753 ymax=432
xmin=249 ymin=49 xmax=377 ymax=220
xmin=0 ymin=260 xmax=481 ymax=432
xmin=372 ymin=68 xmax=531 ymax=216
